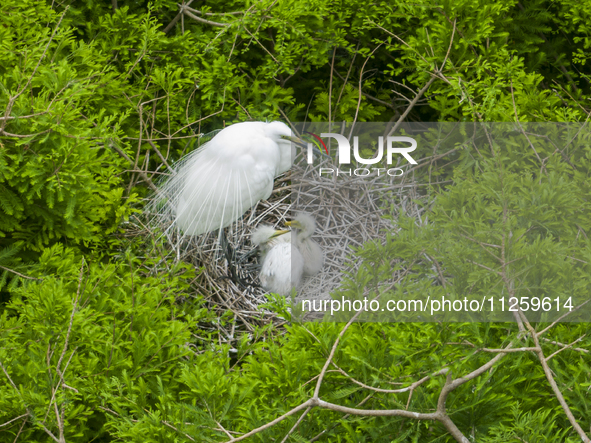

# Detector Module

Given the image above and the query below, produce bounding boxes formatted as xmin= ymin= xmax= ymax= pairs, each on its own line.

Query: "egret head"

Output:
xmin=264 ymin=121 xmax=304 ymax=175
xmin=251 ymin=225 xmax=290 ymax=246
xmin=286 ymin=212 xmax=317 ymax=239
xmin=265 ymin=121 xmax=303 ymax=143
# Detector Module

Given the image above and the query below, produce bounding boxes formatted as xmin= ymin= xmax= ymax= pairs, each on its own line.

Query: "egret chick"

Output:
xmin=251 ymin=225 xmax=290 ymax=255
xmin=286 ymin=213 xmax=324 ymax=277
xmin=152 ymin=121 xmax=302 ymax=237
xmin=252 ymin=226 xmax=304 ymax=296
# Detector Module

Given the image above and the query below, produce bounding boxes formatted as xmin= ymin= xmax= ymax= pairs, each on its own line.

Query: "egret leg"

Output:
xmin=219 ymin=228 xmax=249 ymax=288
xmin=236 ymin=247 xmax=259 ymax=263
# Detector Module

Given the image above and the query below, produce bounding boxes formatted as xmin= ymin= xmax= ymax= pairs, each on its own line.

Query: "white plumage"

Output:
xmin=251 ymin=225 xmax=290 ymax=255
xmin=152 ymin=121 xmax=300 ymax=237
xmin=251 ymin=226 xmax=304 ymax=296
xmin=286 ymin=212 xmax=324 ymax=277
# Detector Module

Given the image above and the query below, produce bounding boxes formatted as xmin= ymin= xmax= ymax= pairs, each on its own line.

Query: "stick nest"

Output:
xmin=140 ymin=152 xmax=426 ymax=330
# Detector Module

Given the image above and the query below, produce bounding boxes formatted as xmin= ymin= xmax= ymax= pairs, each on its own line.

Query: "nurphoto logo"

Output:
xmin=305 ymin=132 xmax=418 ymax=177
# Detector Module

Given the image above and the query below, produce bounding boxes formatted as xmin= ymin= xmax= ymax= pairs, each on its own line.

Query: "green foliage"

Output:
xmin=482 ymin=405 xmax=579 ymax=442
xmin=0 ymin=244 xmax=207 ymax=442
xmin=0 ymin=5 xmax=130 ymax=254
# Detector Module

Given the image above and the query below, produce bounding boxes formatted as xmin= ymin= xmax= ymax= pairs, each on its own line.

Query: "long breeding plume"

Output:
xmin=147 ymin=121 xmax=301 ymax=243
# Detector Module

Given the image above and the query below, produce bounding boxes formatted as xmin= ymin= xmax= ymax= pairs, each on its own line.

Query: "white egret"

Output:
xmin=152 ymin=121 xmax=302 ymax=237
xmin=251 ymin=226 xmax=304 ymax=296
xmin=286 ymin=213 xmax=323 ymax=277
xmin=251 ymin=225 xmax=290 ymax=255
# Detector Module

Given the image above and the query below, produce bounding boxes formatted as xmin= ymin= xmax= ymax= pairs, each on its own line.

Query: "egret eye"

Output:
xmin=280 ymin=134 xmax=306 ymax=146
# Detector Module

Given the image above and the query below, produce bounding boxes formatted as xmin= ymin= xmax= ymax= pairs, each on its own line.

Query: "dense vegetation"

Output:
xmin=1 ymin=0 xmax=591 ymax=442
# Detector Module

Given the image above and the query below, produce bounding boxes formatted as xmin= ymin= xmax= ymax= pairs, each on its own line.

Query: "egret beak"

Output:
xmin=286 ymin=135 xmax=305 ymax=147
xmin=281 ymin=135 xmax=306 ymax=146
xmin=285 ymin=220 xmax=303 ymax=230
xmin=270 ymin=229 xmax=289 ymax=239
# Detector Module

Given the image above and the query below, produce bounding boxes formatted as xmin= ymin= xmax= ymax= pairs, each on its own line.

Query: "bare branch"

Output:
xmin=223 ymin=401 xmax=313 ymax=443
xmin=279 ymin=406 xmax=311 ymax=443
xmin=182 ymin=5 xmax=229 ymax=28
xmin=0 ymin=265 xmax=43 ymax=281
xmin=509 ymin=78 xmax=546 ymax=172
xmin=0 ymin=414 xmax=28 ymax=429
xmin=524 ymin=323 xmax=591 ymax=442
xmin=545 ymin=335 xmax=586 ymax=361
xmin=387 ymin=76 xmax=436 ymax=137
xmin=349 ymin=42 xmax=384 ymax=138
xmin=541 ymin=337 xmax=589 ymax=354
xmin=162 ymin=421 xmax=196 ymax=441
xmin=331 ymin=362 xmax=449 ymax=394
xmin=315 ymin=398 xmax=438 ymax=419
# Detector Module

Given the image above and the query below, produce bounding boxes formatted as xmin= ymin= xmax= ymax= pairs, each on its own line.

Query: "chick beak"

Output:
xmin=270 ymin=229 xmax=289 ymax=239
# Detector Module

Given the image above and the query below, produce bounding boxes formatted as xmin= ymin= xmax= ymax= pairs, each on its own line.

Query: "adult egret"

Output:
xmin=152 ymin=121 xmax=303 ymax=237
xmin=286 ymin=213 xmax=324 ymax=277
xmin=251 ymin=226 xmax=304 ymax=296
